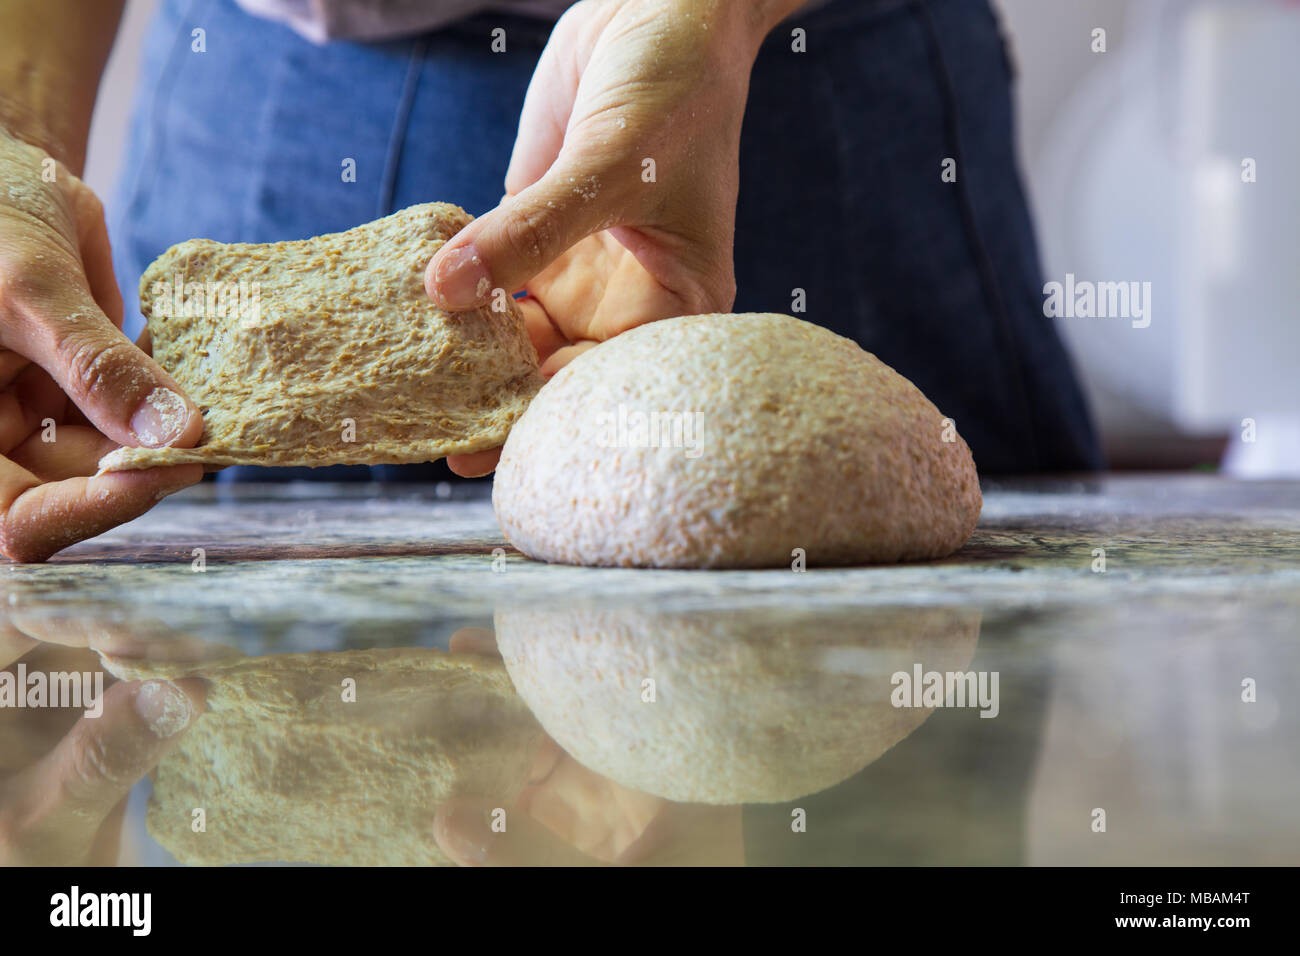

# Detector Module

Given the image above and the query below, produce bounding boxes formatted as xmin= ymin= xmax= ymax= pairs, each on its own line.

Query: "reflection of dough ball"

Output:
xmin=493 ymin=313 xmax=981 ymax=569
xmin=495 ymin=605 xmax=981 ymax=804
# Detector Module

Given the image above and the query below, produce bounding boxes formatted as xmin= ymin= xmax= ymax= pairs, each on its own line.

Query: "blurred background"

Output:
xmin=85 ymin=0 xmax=1300 ymax=475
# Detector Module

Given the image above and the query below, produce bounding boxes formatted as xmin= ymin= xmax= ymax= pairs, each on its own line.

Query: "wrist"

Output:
xmin=0 ymin=95 xmax=82 ymax=172
xmin=0 ymin=0 xmax=125 ymax=174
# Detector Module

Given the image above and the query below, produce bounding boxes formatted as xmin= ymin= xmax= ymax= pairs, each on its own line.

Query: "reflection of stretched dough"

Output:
xmin=494 ymin=604 xmax=981 ymax=804
xmin=97 ymin=203 xmax=542 ymax=473
xmin=101 ymin=649 xmax=542 ymax=866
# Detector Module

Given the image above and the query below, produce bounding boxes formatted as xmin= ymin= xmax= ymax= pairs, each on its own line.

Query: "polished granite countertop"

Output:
xmin=1 ymin=474 xmax=1297 ymax=865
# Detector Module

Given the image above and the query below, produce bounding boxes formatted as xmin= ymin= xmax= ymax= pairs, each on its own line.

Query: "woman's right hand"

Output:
xmin=0 ymin=125 xmax=204 ymax=562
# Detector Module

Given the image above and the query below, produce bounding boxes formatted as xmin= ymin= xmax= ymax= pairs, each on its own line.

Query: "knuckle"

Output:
xmin=78 ymin=187 xmax=105 ymax=219
xmin=68 ymin=736 xmax=110 ymax=789
xmin=55 ymin=330 xmax=135 ymax=401
xmin=0 ymin=252 xmax=53 ymax=315
xmin=58 ymin=725 xmax=131 ymax=804
xmin=0 ymin=502 xmax=53 ymax=564
xmin=502 ymin=205 xmax=559 ymax=264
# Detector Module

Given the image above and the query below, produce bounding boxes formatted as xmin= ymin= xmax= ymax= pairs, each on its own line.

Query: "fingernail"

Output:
xmin=440 ymin=805 xmax=491 ymax=864
xmin=130 ymin=387 xmax=189 ymax=447
xmin=134 ymin=680 xmax=193 ymax=738
xmin=433 ymin=244 xmax=491 ymax=310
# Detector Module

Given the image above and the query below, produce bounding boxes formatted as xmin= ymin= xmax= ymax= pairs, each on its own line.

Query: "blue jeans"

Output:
xmin=111 ymin=0 xmax=1101 ymax=479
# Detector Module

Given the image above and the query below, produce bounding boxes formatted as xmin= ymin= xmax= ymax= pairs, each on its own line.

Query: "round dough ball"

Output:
xmin=493 ymin=313 xmax=981 ymax=568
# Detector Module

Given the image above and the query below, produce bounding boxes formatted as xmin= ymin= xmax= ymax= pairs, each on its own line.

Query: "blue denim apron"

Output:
xmin=110 ymin=0 xmax=1101 ymax=479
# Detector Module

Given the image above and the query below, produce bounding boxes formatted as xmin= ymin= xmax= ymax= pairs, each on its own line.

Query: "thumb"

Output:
xmin=425 ymin=156 xmax=622 ymax=311
xmin=3 ymin=678 xmax=204 ymax=864
xmin=8 ymin=263 xmax=203 ymax=449
xmin=46 ymin=679 xmax=205 ymax=807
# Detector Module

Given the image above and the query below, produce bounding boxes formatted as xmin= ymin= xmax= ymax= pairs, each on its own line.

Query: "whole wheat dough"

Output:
xmin=492 ymin=313 xmax=982 ymax=568
xmin=97 ymin=203 xmax=541 ymax=473
xmin=99 ymin=648 xmax=543 ymax=866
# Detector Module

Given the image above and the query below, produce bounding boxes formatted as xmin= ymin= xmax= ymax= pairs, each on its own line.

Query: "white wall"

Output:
xmin=85 ymin=0 xmax=159 ymax=198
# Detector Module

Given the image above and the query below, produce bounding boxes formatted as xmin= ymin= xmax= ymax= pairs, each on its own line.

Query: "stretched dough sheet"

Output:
xmin=97 ymin=203 xmax=542 ymax=474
